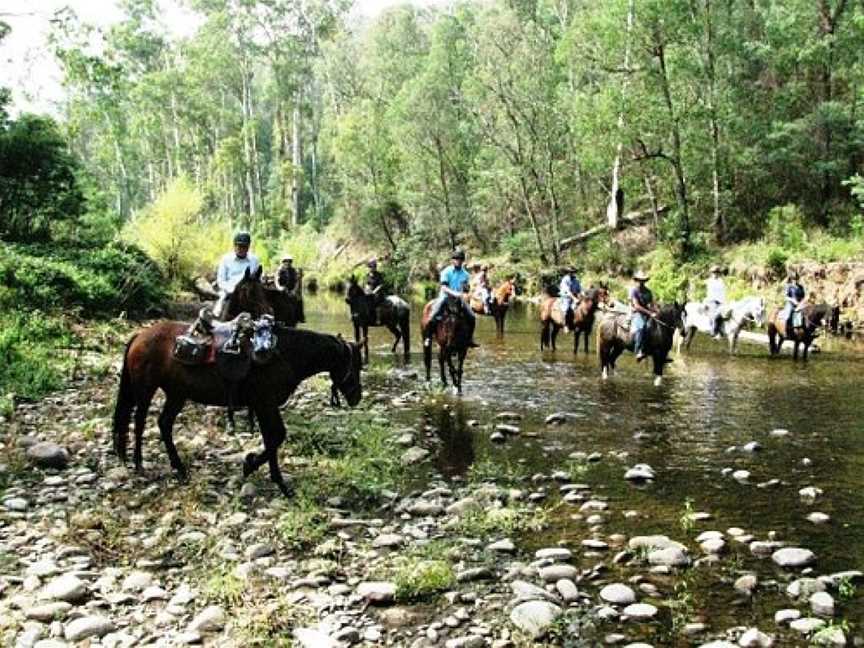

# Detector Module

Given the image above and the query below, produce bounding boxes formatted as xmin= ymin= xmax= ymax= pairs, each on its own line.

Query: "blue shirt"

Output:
xmin=785 ymin=282 xmax=804 ymax=304
xmin=559 ymin=275 xmax=581 ymax=298
xmin=440 ymin=265 xmax=471 ymax=293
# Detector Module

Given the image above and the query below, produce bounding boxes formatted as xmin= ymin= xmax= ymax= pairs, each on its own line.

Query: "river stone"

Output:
xmin=495 ymin=424 xmax=521 ymax=436
xmin=510 ymin=580 xmax=559 ymax=603
xmin=696 ymin=530 xmax=723 ymax=543
xmin=445 ymin=637 xmax=485 ymax=648
xmin=770 ymin=428 xmax=790 ymax=437
xmin=293 ymin=628 xmax=337 ymax=648
xmin=447 ymin=497 xmax=480 ymax=516
xmin=772 ymin=547 xmax=815 ymax=568
xmin=535 ymin=547 xmax=572 ymax=561
xmin=26 ymin=443 xmax=70 ymax=469
xmin=3 ymin=497 xmax=28 ymax=511
xmin=64 ymin=616 xmax=116 ymax=642
xmin=750 ymin=541 xmax=785 ymax=557
xmin=545 ymin=412 xmax=577 ymax=425
xmin=600 ymin=583 xmax=636 ymax=605
xmin=789 ymin=617 xmax=825 ymax=634
xmin=732 ymin=470 xmax=750 ymax=482
xmin=624 ymin=464 xmax=655 ymax=481
xmin=539 ymin=564 xmax=577 ymax=582
xmin=187 ymin=606 xmax=226 ymax=633
xmin=774 ymin=609 xmax=800 ymax=625
xmin=806 ymin=512 xmax=831 ymax=524
xmin=25 ymin=602 xmax=72 ymax=622
xmin=556 ymin=579 xmax=579 ymax=603
xmin=357 ymin=581 xmax=396 ymax=604
xmin=738 ymin=628 xmax=773 ymax=647
xmin=622 ymin=603 xmax=657 ymax=620
xmin=33 ymin=642 xmax=70 ymax=648
xmin=734 ymin=574 xmax=758 ymax=596
xmin=245 ymin=543 xmax=275 ymax=560
xmin=648 ymin=546 xmax=690 ymax=567
xmin=509 ymin=600 xmax=561 ymax=639
xmin=408 ymin=501 xmax=444 ymax=516
xmin=700 ymin=538 xmax=726 ymax=554
xmin=787 ymin=578 xmax=826 ymax=598
xmin=456 ymin=567 xmax=492 ymax=583
xmin=372 ymin=533 xmax=404 ymax=549
xmin=141 ymin=586 xmax=168 ymax=602
xmin=401 ymin=446 xmax=429 ymax=465
xmin=38 ymin=574 xmax=87 ymax=603
xmin=742 ymin=441 xmax=762 ymax=452
xmin=487 ymin=538 xmax=515 ymax=553
xmin=810 ymin=591 xmax=835 ymax=617
xmin=811 ymin=627 xmax=847 ymax=646
xmin=628 ymin=535 xmax=686 ymax=552
xmin=121 ymin=571 xmax=153 ymax=592
xmin=699 ymin=642 xmax=737 ymax=647
xmin=799 ymin=487 xmax=823 ymax=501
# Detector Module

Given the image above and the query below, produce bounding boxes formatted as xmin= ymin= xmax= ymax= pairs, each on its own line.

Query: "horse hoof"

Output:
xmin=174 ymin=468 xmax=189 ymax=483
xmin=277 ymin=481 xmax=295 ymax=498
xmin=653 ymin=376 xmax=663 ymax=387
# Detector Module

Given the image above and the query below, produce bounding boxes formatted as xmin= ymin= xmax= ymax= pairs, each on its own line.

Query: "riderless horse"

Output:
xmin=767 ymin=303 xmax=834 ymax=360
xmin=597 ymin=303 xmax=685 ymax=386
xmin=540 ymin=287 xmax=603 ymax=354
xmin=112 ymin=324 xmax=362 ymax=497
xmin=345 ymin=276 xmax=411 ymax=363
xmin=470 ymin=278 xmax=517 ymax=336
xmin=421 ymin=295 xmax=473 ymax=394
xmin=677 ymin=296 xmax=767 ymax=354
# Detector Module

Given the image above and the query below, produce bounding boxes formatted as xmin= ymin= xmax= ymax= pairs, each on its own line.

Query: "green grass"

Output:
xmin=276 ymin=496 xmax=329 ymax=551
xmin=0 ymin=312 xmax=76 ymax=399
xmin=203 ymin=566 xmax=246 ymax=607
xmin=393 ymin=557 xmax=456 ymax=601
xmin=451 ymin=504 xmax=552 ymax=538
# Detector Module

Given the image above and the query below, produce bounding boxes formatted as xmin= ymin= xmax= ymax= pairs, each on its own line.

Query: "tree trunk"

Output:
xmin=607 ymin=0 xmax=635 ymax=230
xmin=292 ymin=91 xmax=302 ymax=227
xmin=702 ymin=0 xmax=723 ymax=241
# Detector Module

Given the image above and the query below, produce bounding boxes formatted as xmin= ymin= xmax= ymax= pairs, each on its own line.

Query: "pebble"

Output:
xmin=810 ymin=591 xmax=835 ymax=617
xmin=772 ymin=547 xmax=816 ymax=568
xmin=647 ymin=546 xmax=690 ymax=567
xmin=539 ymin=564 xmax=577 ymax=582
xmin=294 ymin=628 xmax=337 ymax=648
xmin=372 ymin=534 xmax=404 ymax=548
xmin=555 ymin=579 xmax=579 ymax=603
xmin=734 ymin=574 xmax=758 ymax=596
xmin=64 ymin=616 xmax=116 ymax=642
xmin=25 ymin=602 xmax=73 ymax=622
xmin=509 ymin=600 xmax=561 ymax=639
xmin=487 ymin=539 xmax=515 ymax=553
xmin=774 ymin=609 xmax=800 ymax=625
xmin=624 ymin=464 xmax=655 ymax=481
xmin=38 ymin=574 xmax=88 ymax=603
xmin=806 ymin=512 xmax=831 ymax=524
xmin=600 ymin=583 xmax=636 ymax=605
xmin=799 ymin=487 xmax=823 ymax=501
xmin=535 ymin=548 xmax=572 ymax=562
xmin=622 ymin=603 xmax=657 ymax=620
xmin=789 ymin=617 xmax=825 ymax=634
xmin=26 ymin=442 xmax=70 ymax=469
xmin=187 ymin=606 xmax=226 ymax=633
xmin=738 ymin=629 xmax=773 ymax=647
xmin=401 ymin=446 xmax=430 ymax=465
xmin=357 ymin=581 xmax=396 ymax=604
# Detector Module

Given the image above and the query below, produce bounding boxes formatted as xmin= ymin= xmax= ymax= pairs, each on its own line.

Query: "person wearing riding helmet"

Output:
xmin=630 ymin=270 xmax=657 ymax=362
xmin=782 ymin=271 xmax=806 ymax=332
xmin=424 ymin=249 xmax=478 ymax=348
xmin=213 ymin=231 xmax=261 ymax=320
xmin=705 ymin=265 xmax=726 ymax=339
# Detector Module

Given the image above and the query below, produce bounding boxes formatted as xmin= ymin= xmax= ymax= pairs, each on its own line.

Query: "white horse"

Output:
xmin=677 ymin=296 xmax=766 ymax=354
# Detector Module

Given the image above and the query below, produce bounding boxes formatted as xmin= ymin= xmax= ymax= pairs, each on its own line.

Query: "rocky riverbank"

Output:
xmin=1 ymin=336 xmax=862 ymax=647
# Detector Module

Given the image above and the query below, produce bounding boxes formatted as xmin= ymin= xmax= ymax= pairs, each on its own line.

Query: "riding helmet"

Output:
xmin=451 ymin=249 xmax=466 ymax=261
xmin=368 ymin=258 xmax=378 ymax=268
xmin=234 ymin=231 xmax=252 ymax=246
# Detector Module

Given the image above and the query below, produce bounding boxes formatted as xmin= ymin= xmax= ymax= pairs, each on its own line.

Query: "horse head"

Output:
xmin=752 ymin=297 xmax=767 ymax=327
xmin=229 ymin=266 xmax=272 ymax=319
xmin=330 ymin=336 xmax=363 ymax=407
xmin=345 ymin=276 xmax=370 ymax=320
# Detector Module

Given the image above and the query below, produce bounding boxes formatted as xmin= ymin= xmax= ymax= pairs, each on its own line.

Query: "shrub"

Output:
xmin=766 ymin=204 xmax=807 ymax=251
xmin=0 ymin=313 xmax=73 ymax=398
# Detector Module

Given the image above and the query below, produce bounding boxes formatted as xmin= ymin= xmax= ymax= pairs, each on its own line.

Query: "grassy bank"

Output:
xmin=0 ymin=241 xmax=165 ymax=405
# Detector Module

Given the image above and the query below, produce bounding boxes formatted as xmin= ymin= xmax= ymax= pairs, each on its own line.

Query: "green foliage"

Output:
xmin=766 ymin=204 xmax=807 ymax=251
xmin=0 ymin=114 xmax=85 ymax=241
xmin=679 ymin=498 xmax=696 ymax=535
xmin=123 ymin=178 xmax=231 ymax=282
xmin=0 ymin=241 xmax=165 ymax=315
xmin=452 ymin=505 xmax=551 ymax=538
xmin=276 ymin=497 xmax=328 ymax=551
xmin=393 ymin=558 xmax=455 ymax=601
xmin=838 ymin=576 xmax=856 ymax=601
xmin=0 ymin=313 xmax=73 ymax=399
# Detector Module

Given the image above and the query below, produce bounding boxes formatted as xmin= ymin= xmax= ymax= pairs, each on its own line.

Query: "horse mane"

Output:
xmin=656 ymin=303 xmax=682 ymax=326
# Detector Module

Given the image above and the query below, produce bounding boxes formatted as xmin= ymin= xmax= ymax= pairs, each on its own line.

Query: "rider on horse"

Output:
xmin=365 ymin=258 xmax=389 ymax=325
xmin=559 ymin=267 xmax=582 ymax=332
xmin=630 ymin=270 xmax=657 ymax=362
xmin=213 ymin=231 xmax=260 ymax=320
xmin=705 ymin=265 xmax=726 ymax=339
xmin=276 ymin=255 xmax=298 ymax=293
xmin=424 ymin=249 xmax=478 ymax=348
xmin=781 ymin=272 xmax=806 ymax=333
xmin=471 ymin=264 xmax=493 ymax=314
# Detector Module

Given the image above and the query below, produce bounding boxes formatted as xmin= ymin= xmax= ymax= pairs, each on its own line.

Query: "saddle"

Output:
xmin=173 ymin=310 xmax=277 ymax=372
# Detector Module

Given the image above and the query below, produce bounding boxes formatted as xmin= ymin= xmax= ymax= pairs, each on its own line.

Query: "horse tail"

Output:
xmin=112 ymin=335 xmax=137 ymax=460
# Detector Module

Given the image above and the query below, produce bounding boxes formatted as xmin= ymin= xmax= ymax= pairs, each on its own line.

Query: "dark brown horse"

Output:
xmin=470 ymin=278 xmax=517 ymax=336
xmin=345 ymin=276 xmax=410 ymax=363
xmin=597 ymin=303 xmax=684 ymax=386
xmin=767 ymin=303 xmax=831 ymax=360
xmin=421 ymin=296 xmax=473 ymax=393
xmin=539 ymin=288 xmax=603 ymax=353
xmin=227 ymin=267 xmax=305 ymax=326
xmin=111 ymin=326 xmax=362 ymax=497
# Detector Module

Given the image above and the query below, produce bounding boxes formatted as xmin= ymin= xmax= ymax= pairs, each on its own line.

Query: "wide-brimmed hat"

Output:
xmin=451 ymin=249 xmax=466 ymax=261
xmin=282 ymin=255 xmax=293 ymax=262
xmin=709 ymin=264 xmax=722 ymax=274
xmin=480 ymin=264 xmax=490 ymax=271
xmin=633 ymin=270 xmax=650 ymax=281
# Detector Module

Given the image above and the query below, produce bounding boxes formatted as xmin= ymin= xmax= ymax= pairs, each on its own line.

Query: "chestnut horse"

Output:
xmin=345 ymin=276 xmax=410 ymax=363
xmin=539 ymin=288 xmax=603 ymax=353
xmin=226 ymin=267 xmax=305 ymax=326
xmin=421 ymin=296 xmax=473 ymax=393
xmin=470 ymin=279 xmax=517 ymax=336
xmin=111 ymin=326 xmax=362 ymax=497
xmin=597 ymin=303 xmax=684 ymax=386
xmin=767 ymin=303 xmax=832 ymax=360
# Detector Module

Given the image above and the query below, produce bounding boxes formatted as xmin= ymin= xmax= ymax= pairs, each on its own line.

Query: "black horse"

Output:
xmin=345 ymin=276 xmax=411 ymax=363
xmin=767 ymin=303 xmax=832 ymax=360
xmin=597 ymin=303 xmax=685 ymax=385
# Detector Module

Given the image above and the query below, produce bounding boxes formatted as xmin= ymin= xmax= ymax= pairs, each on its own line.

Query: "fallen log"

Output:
xmin=559 ymin=205 xmax=669 ymax=252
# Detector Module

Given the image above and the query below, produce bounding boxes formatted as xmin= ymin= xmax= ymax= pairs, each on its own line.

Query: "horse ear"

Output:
xmin=243 ymin=267 xmax=251 ymax=280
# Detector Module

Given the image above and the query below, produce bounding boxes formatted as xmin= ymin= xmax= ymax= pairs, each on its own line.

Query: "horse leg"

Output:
xmin=400 ymin=314 xmax=411 ymax=362
xmin=551 ymin=325 xmax=559 ymax=351
xmin=157 ymin=395 xmax=188 ymax=480
xmin=573 ymin=328 xmax=580 ymax=354
xmin=456 ymin=349 xmax=467 ymax=394
xmin=423 ymin=335 xmax=432 ymax=381
xmin=386 ymin=321 xmax=401 ymax=354
xmin=793 ymin=341 xmax=799 ymax=360
xmin=652 ymin=354 xmax=664 ymax=386
xmin=685 ymin=326 xmax=696 ymax=351
xmin=132 ymin=388 xmax=156 ymax=472
xmin=363 ymin=325 xmax=370 ymax=365
xmin=584 ymin=323 xmax=591 ymax=353
xmin=540 ymin=320 xmax=548 ymax=350
xmin=252 ymin=405 xmax=294 ymax=498
xmin=439 ymin=346 xmax=448 ymax=386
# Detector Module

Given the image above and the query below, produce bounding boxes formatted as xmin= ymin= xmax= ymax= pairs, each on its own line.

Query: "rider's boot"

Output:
xmin=467 ymin=319 xmax=480 ymax=348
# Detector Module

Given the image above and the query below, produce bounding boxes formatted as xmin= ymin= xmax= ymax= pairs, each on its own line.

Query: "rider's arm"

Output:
xmin=216 ymin=257 xmax=231 ymax=293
